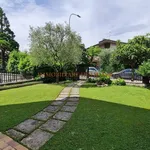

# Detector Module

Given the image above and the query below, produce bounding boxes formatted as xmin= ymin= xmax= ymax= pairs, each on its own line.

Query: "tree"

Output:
xmin=18 ymin=52 xmax=33 ymax=74
xmin=99 ymin=48 xmax=114 ymax=73
xmin=0 ymin=7 xmax=19 ymax=70
xmin=86 ymin=46 xmax=101 ymax=65
xmin=113 ymin=36 xmax=150 ymax=80
xmin=137 ymin=59 xmax=150 ymax=85
xmin=29 ymin=22 xmax=82 ymax=82
xmin=7 ymin=50 xmax=20 ymax=72
xmin=7 ymin=51 xmax=32 ymax=73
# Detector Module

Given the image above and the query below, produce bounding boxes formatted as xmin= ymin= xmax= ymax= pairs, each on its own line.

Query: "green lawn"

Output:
xmin=0 ymin=84 xmax=64 ymax=131
xmin=41 ymin=83 xmax=150 ymax=150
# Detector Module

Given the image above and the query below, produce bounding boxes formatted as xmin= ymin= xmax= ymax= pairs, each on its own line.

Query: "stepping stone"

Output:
xmin=55 ymin=97 xmax=66 ymax=101
xmin=6 ymin=129 xmax=25 ymax=140
xmin=14 ymin=119 xmax=42 ymax=134
xmin=67 ymin=97 xmax=79 ymax=102
xmin=32 ymin=111 xmax=53 ymax=121
xmin=43 ymin=105 xmax=60 ymax=113
xmin=40 ymin=119 xmax=66 ymax=133
xmin=70 ymin=88 xmax=79 ymax=94
xmin=69 ymin=95 xmax=79 ymax=98
xmin=58 ymin=95 xmax=68 ymax=98
xmin=21 ymin=129 xmax=53 ymax=150
xmin=51 ymin=101 xmax=64 ymax=106
xmin=61 ymin=106 xmax=77 ymax=112
xmin=53 ymin=111 xmax=72 ymax=121
xmin=59 ymin=93 xmax=69 ymax=95
xmin=65 ymin=102 xmax=78 ymax=106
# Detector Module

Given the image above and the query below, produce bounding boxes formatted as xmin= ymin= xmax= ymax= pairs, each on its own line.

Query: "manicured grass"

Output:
xmin=0 ymin=84 xmax=64 ymax=131
xmin=41 ymin=83 xmax=150 ymax=150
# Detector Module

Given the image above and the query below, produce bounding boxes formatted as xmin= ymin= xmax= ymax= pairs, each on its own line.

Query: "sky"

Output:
xmin=1 ymin=0 xmax=150 ymax=50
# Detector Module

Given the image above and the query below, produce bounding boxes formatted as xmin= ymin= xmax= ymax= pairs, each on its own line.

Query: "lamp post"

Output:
xmin=69 ymin=13 xmax=81 ymax=29
xmin=68 ymin=13 xmax=81 ymax=80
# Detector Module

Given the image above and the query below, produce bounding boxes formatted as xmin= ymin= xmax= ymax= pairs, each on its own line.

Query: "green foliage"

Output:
xmin=0 ymin=7 xmax=19 ymax=69
xmin=87 ymin=46 xmax=101 ymax=65
xmin=137 ymin=59 xmax=150 ymax=77
xmin=110 ymin=51 xmax=125 ymax=72
xmin=29 ymin=22 xmax=82 ymax=73
xmin=7 ymin=51 xmax=33 ymax=73
xmin=64 ymin=79 xmax=73 ymax=83
xmin=7 ymin=51 xmax=20 ymax=72
xmin=113 ymin=35 xmax=150 ymax=69
xmin=99 ymin=48 xmax=114 ymax=73
xmin=18 ymin=53 xmax=33 ymax=73
xmin=87 ymin=78 xmax=97 ymax=83
xmin=34 ymin=76 xmax=41 ymax=81
xmin=80 ymin=44 xmax=89 ymax=65
xmin=112 ymin=78 xmax=126 ymax=86
xmin=97 ymin=73 xmax=112 ymax=85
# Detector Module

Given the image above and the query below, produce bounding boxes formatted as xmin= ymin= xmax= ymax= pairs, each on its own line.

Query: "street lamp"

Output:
xmin=69 ymin=13 xmax=81 ymax=29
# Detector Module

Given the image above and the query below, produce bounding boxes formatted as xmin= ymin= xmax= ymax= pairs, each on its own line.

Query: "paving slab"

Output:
xmin=21 ymin=129 xmax=53 ymax=150
xmin=32 ymin=111 xmax=53 ymax=121
xmin=67 ymin=97 xmax=79 ymax=102
xmin=61 ymin=106 xmax=77 ymax=112
xmin=65 ymin=101 xmax=78 ymax=106
xmin=14 ymin=119 xmax=42 ymax=134
xmin=58 ymin=95 xmax=68 ymax=98
xmin=43 ymin=105 xmax=60 ymax=113
xmin=51 ymin=101 xmax=65 ymax=106
xmin=70 ymin=88 xmax=79 ymax=95
xmin=55 ymin=97 xmax=67 ymax=101
xmin=53 ymin=111 xmax=72 ymax=121
xmin=61 ymin=88 xmax=71 ymax=92
xmin=40 ymin=119 xmax=66 ymax=133
xmin=6 ymin=129 xmax=25 ymax=140
xmin=69 ymin=94 xmax=79 ymax=98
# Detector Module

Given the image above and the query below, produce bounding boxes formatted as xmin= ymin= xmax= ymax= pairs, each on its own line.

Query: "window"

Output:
xmin=104 ymin=43 xmax=110 ymax=48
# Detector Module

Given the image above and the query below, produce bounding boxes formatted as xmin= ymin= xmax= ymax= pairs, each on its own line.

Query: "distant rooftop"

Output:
xmin=87 ymin=39 xmax=126 ymax=49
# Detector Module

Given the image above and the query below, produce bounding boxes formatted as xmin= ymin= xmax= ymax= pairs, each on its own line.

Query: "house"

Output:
xmin=89 ymin=39 xmax=124 ymax=49
xmin=87 ymin=39 xmax=126 ymax=68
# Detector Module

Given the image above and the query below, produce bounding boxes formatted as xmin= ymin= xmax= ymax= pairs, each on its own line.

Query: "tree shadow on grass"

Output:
xmin=41 ymin=97 xmax=150 ymax=150
xmin=0 ymin=100 xmax=52 ymax=132
xmin=1 ymin=96 xmax=150 ymax=150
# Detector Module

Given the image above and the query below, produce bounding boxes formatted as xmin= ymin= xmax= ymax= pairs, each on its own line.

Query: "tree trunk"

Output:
xmin=87 ymin=66 xmax=89 ymax=79
xmin=142 ymin=76 xmax=149 ymax=85
xmin=131 ymin=66 xmax=135 ymax=81
xmin=56 ymin=70 xmax=59 ymax=83
xmin=1 ymin=49 xmax=5 ymax=70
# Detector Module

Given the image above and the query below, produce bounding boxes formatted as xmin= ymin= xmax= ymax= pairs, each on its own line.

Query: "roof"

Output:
xmin=99 ymin=39 xmax=118 ymax=45
xmin=86 ymin=39 xmax=126 ymax=49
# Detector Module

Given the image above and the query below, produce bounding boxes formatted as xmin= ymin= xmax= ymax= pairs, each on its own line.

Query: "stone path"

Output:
xmin=4 ymin=81 xmax=84 ymax=150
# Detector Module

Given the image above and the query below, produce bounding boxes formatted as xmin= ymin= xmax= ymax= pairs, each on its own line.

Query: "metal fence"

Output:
xmin=0 ymin=71 xmax=33 ymax=84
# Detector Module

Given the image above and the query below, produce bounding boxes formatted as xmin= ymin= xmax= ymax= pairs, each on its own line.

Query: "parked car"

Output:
xmin=86 ymin=67 xmax=99 ymax=76
xmin=112 ymin=69 xmax=142 ymax=80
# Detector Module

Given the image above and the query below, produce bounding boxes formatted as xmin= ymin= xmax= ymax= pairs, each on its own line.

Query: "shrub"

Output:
xmin=112 ymin=78 xmax=126 ymax=86
xmin=64 ymin=80 xmax=73 ymax=83
xmin=97 ymin=73 xmax=112 ymax=85
xmin=34 ymin=76 xmax=41 ymax=81
xmin=137 ymin=59 xmax=150 ymax=85
xmin=87 ymin=78 xmax=97 ymax=83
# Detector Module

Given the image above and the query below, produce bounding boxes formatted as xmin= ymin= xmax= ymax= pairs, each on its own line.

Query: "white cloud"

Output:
xmin=1 ymin=0 xmax=150 ymax=50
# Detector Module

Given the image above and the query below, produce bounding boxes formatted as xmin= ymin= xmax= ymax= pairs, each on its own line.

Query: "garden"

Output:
xmin=1 ymin=6 xmax=150 ymax=150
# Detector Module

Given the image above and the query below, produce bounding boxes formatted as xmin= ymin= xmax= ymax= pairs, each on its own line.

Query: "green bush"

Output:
xmin=112 ymin=78 xmax=126 ymax=86
xmin=97 ymin=73 xmax=112 ymax=85
xmin=87 ymin=78 xmax=97 ymax=83
xmin=64 ymin=80 xmax=73 ymax=83
xmin=34 ymin=76 xmax=41 ymax=81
